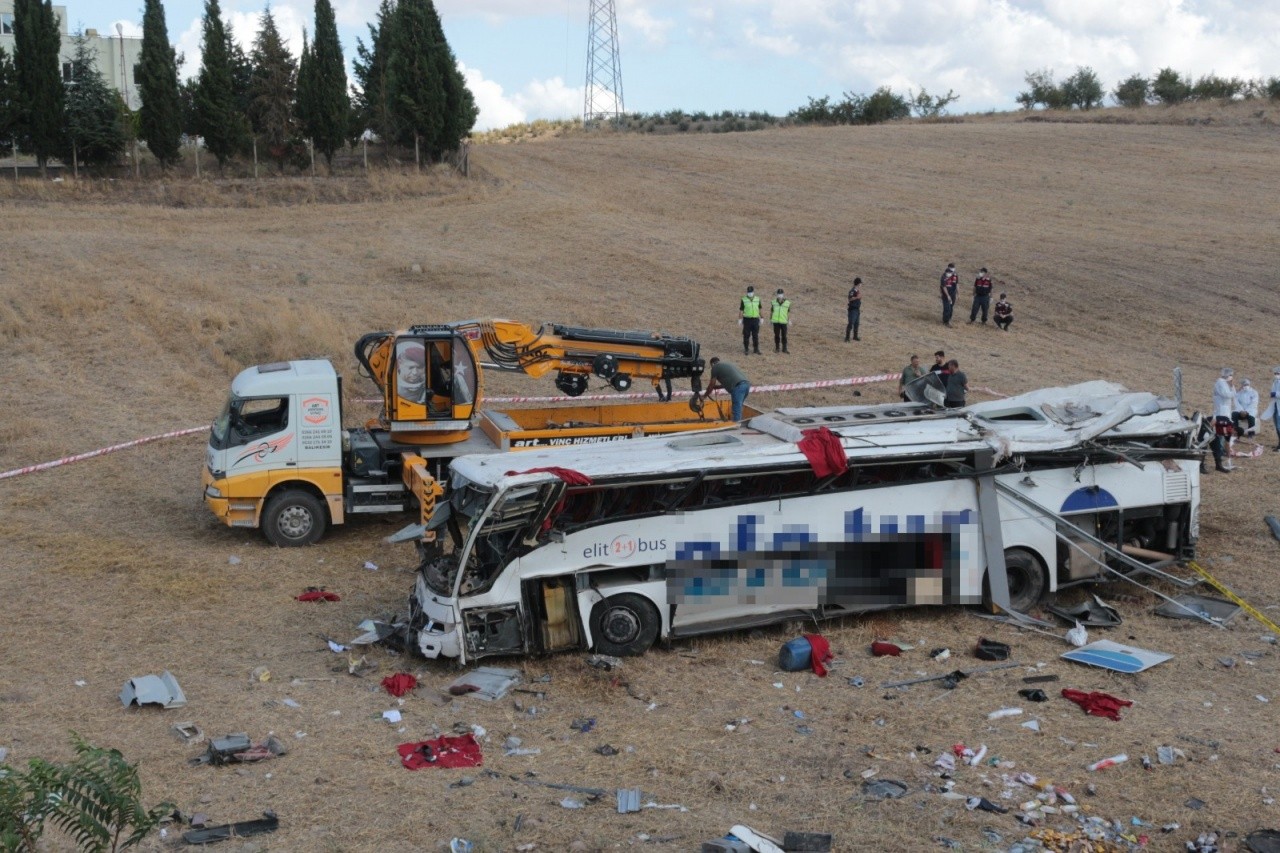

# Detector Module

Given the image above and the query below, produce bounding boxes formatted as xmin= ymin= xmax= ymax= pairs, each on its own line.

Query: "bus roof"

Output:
xmin=449 ymin=381 xmax=1192 ymax=489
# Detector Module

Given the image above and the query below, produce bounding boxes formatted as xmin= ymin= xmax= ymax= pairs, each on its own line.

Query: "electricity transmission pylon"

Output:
xmin=583 ymin=0 xmax=624 ymax=126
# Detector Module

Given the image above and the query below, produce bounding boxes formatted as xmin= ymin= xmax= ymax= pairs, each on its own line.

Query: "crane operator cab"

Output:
xmin=363 ymin=329 xmax=479 ymax=443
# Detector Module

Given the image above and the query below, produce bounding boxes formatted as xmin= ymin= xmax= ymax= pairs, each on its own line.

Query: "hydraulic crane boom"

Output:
xmin=354 ymin=319 xmax=705 ymax=445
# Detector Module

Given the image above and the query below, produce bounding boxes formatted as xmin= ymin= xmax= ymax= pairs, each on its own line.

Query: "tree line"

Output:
xmin=1019 ymin=66 xmax=1280 ymax=110
xmin=0 ymin=0 xmax=477 ymax=177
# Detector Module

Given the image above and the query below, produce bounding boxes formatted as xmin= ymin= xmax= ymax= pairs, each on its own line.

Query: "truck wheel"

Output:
xmin=591 ymin=593 xmax=660 ymax=656
xmin=986 ymin=548 xmax=1048 ymax=612
xmin=263 ymin=490 xmax=326 ymax=547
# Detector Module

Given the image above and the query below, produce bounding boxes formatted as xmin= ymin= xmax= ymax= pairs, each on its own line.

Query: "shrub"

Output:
xmin=789 ymin=95 xmax=833 ymax=124
xmin=0 ymin=734 xmax=173 ymax=852
xmin=1191 ymin=74 xmax=1244 ymax=101
xmin=859 ymin=87 xmax=911 ymax=123
xmin=1267 ymin=77 xmax=1280 ymax=101
xmin=1151 ymin=68 xmax=1191 ymax=104
xmin=910 ymin=87 xmax=959 ymax=118
xmin=677 ymin=119 xmax=689 ymax=132
xmin=1112 ymin=74 xmax=1150 ymax=108
xmin=1062 ymin=67 xmax=1104 ymax=110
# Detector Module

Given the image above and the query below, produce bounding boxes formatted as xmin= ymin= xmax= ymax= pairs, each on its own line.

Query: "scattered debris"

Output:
xmin=251 ymin=666 xmax=270 ymax=683
xmin=381 ymin=673 xmax=418 ymax=697
xmin=616 ymin=787 xmax=641 ymax=814
xmin=560 ymin=798 xmax=584 ymax=809
xmin=782 ymin=830 xmax=833 ymax=852
xmin=930 ymin=648 xmax=951 ymax=661
xmin=363 ymin=561 xmax=378 ymax=571
xmin=1064 ymin=622 xmax=1090 ymax=647
xmin=871 ymin=641 xmax=902 ymax=657
xmin=1155 ymin=594 xmax=1241 ymax=624
xmin=1061 ymin=639 xmax=1171 ymax=673
xmin=1157 ymin=745 xmax=1186 ymax=765
xmin=1185 ymin=797 xmax=1207 ymax=811
xmin=987 ymin=707 xmax=1023 ymax=720
xmin=181 ymin=810 xmax=278 ymax=845
xmin=348 ymin=619 xmax=400 ymax=646
xmin=779 ymin=635 xmax=833 ymax=676
xmin=1018 ymin=689 xmax=1048 ymax=702
xmin=1266 ymin=516 xmax=1280 ymax=542
xmin=1245 ymin=829 xmax=1280 ymax=853
xmin=1062 ymin=688 xmax=1133 ymax=721
xmin=1046 ymin=595 xmax=1122 ymax=627
xmin=294 ymin=588 xmax=340 ymax=602
xmin=1022 ymin=674 xmax=1059 ymax=684
xmin=965 ymin=796 xmax=1008 ymax=814
xmin=172 ymin=722 xmax=204 ymax=744
xmin=119 ymin=671 xmax=187 ymax=709
xmin=586 ymin=654 xmax=622 ymax=671
xmin=570 ymin=718 xmax=596 ymax=733
xmin=397 ymin=734 xmax=482 ymax=770
xmin=1086 ymin=754 xmax=1128 ymax=771
xmin=882 ymin=661 xmax=1019 ymax=689
xmin=446 ymin=667 xmax=521 ymax=701
xmin=190 ymin=734 xmax=287 ymax=767
xmin=975 ymin=638 xmax=1011 ymax=661
xmin=1021 ymin=719 xmax=1041 ymax=732
xmin=382 ymin=710 xmax=402 ymax=723
xmin=595 ymin=745 xmax=619 ymax=756
xmin=862 ymin=779 xmax=908 ymax=800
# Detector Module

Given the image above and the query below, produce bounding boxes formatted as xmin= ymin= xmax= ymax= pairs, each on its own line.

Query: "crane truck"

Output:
xmin=201 ymin=319 xmax=750 ymax=546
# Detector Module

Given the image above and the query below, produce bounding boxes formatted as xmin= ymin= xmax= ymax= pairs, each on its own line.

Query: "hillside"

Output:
xmin=2 ymin=107 xmax=1280 ymax=850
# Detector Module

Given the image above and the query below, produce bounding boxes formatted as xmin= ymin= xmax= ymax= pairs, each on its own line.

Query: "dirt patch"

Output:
xmin=2 ymin=107 xmax=1280 ymax=850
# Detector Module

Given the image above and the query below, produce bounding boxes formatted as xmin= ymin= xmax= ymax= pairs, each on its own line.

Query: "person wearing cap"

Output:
xmin=1264 ymin=367 xmax=1280 ymax=451
xmin=770 ymin=288 xmax=792 ymax=353
xmin=939 ymin=262 xmax=959 ymax=327
xmin=702 ymin=356 xmax=751 ymax=422
xmin=968 ymin=267 xmax=994 ymax=324
xmin=739 ymin=285 xmax=762 ymax=356
xmin=1210 ymin=368 xmax=1236 ymax=473
xmin=397 ymin=344 xmax=428 ymax=404
xmin=1233 ymin=378 xmax=1259 ymax=438
xmin=993 ymin=293 xmax=1013 ymax=331
xmin=845 ymin=277 xmax=862 ymax=342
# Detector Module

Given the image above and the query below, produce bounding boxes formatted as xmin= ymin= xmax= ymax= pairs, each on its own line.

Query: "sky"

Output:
xmin=82 ymin=0 xmax=1280 ymax=131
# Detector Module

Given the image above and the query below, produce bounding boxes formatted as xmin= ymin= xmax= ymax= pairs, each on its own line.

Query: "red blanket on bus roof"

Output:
xmin=503 ymin=466 xmax=593 ymax=485
xmin=798 ymin=428 xmax=848 ymax=478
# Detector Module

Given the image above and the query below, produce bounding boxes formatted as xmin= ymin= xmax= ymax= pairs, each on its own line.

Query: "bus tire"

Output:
xmin=987 ymin=548 xmax=1048 ymax=612
xmin=591 ymin=593 xmax=660 ymax=656
xmin=262 ymin=489 xmax=326 ymax=547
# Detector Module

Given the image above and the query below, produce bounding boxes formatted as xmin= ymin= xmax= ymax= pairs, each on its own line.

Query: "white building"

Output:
xmin=0 ymin=3 xmax=144 ymax=110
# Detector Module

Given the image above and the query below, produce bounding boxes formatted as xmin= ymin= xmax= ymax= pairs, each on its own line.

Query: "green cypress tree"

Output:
xmin=295 ymin=29 xmax=313 ymax=146
xmin=226 ymin=23 xmax=253 ymax=122
xmin=195 ymin=0 xmax=242 ymax=170
xmin=137 ymin=0 xmax=183 ymax=168
xmin=352 ymin=0 xmax=395 ymax=144
xmin=0 ymin=46 xmax=18 ymax=158
xmin=12 ymin=0 xmax=65 ymax=174
xmin=248 ymin=7 xmax=298 ymax=172
xmin=387 ymin=0 xmax=444 ymax=153
xmin=423 ymin=0 xmax=475 ymax=158
xmin=63 ymin=33 xmax=127 ymax=169
xmin=304 ymin=0 xmax=349 ymax=167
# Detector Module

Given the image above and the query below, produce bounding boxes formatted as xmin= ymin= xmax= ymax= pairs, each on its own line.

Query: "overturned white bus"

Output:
xmin=404 ymin=381 xmax=1202 ymax=662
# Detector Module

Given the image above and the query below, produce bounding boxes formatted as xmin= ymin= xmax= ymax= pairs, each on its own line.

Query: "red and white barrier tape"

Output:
xmin=0 ymin=426 xmax=207 ymax=481
xmin=2 ymin=373 xmax=900 ymax=482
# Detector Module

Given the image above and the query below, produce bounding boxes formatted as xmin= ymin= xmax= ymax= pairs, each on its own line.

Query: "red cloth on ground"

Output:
xmin=397 ymin=734 xmax=483 ymax=770
xmin=294 ymin=590 xmax=340 ymax=602
xmin=1061 ymin=688 xmax=1133 ymax=721
xmin=871 ymin=641 xmax=902 ymax=657
xmin=804 ymin=634 xmax=833 ymax=677
xmin=797 ymin=428 xmax=848 ymax=478
xmin=381 ymin=673 xmax=418 ymax=697
xmin=503 ymin=466 xmax=593 ymax=486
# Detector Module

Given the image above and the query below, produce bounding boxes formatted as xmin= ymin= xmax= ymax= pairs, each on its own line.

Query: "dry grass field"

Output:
xmin=4 ymin=100 xmax=1280 ymax=851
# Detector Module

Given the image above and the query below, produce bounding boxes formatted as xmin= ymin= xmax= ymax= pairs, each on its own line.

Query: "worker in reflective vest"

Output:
xmin=740 ymin=286 xmax=762 ymax=355
xmin=770 ymin=288 xmax=792 ymax=354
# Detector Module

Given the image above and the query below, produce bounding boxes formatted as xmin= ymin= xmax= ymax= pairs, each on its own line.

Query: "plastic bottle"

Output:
xmin=1087 ymin=754 xmax=1128 ymax=771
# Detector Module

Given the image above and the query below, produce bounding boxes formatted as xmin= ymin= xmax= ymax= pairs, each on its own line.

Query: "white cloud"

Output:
xmin=461 ymin=63 xmax=583 ymax=131
xmin=618 ymin=0 xmax=675 ymax=46
xmin=742 ymin=19 xmax=800 ymax=57
xmin=110 ymin=20 xmax=143 ymax=39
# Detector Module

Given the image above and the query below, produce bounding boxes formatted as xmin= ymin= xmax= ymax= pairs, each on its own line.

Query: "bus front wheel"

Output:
xmin=591 ymin=593 xmax=660 ymax=656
